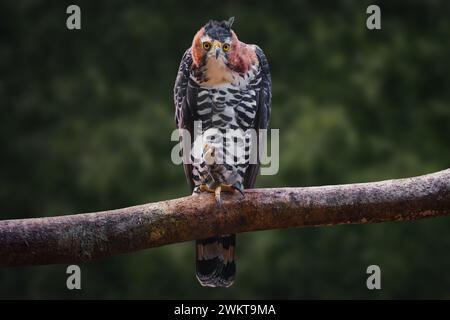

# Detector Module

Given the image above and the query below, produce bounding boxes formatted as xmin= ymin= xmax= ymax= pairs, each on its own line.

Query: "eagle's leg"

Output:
xmin=221 ymin=183 xmax=244 ymax=197
xmin=214 ymin=182 xmax=245 ymax=208
xmin=194 ymin=182 xmax=243 ymax=208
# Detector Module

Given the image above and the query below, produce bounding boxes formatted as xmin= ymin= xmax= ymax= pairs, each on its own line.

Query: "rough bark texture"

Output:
xmin=1 ymin=169 xmax=449 ymax=267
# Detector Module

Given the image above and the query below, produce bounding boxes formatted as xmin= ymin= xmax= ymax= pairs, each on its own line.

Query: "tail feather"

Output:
xmin=196 ymin=235 xmax=236 ymax=287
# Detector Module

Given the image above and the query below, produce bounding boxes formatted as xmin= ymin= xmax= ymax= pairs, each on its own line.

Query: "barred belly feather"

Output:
xmin=190 ymin=77 xmax=259 ymax=188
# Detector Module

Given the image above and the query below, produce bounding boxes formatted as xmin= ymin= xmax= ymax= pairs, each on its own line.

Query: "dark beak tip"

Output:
xmin=215 ymin=49 xmax=220 ymax=59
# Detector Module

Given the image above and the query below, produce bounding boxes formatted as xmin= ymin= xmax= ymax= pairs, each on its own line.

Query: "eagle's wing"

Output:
xmin=174 ymin=48 xmax=198 ymax=191
xmin=244 ymin=46 xmax=272 ymax=188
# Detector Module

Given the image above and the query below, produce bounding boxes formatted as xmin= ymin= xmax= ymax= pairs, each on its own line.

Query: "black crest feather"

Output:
xmin=223 ymin=17 xmax=235 ymax=29
xmin=204 ymin=17 xmax=235 ymax=41
xmin=205 ymin=17 xmax=235 ymax=30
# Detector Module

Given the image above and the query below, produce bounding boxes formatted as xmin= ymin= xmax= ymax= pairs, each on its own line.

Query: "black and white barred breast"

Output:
xmin=189 ymin=65 xmax=262 ymax=188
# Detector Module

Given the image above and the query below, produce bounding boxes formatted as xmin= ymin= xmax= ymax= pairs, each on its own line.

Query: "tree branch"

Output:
xmin=1 ymin=169 xmax=449 ymax=268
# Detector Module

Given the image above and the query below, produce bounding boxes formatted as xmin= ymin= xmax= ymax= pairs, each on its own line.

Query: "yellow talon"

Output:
xmin=199 ymin=184 xmax=215 ymax=193
xmin=196 ymin=183 xmax=241 ymax=208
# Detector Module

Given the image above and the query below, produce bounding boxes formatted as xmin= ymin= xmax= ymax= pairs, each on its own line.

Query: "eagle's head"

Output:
xmin=190 ymin=17 xmax=257 ymax=84
xmin=192 ymin=17 xmax=235 ymax=66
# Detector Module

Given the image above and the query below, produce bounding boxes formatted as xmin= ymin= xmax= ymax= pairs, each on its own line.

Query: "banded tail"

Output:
xmin=196 ymin=235 xmax=236 ymax=287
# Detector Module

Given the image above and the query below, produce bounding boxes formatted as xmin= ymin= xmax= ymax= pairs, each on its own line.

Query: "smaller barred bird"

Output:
xmin=174 ymin=17 xmax=271 ymax=287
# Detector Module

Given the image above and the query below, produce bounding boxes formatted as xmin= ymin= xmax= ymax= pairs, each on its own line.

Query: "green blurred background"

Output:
xmin=1 ymin=0 xmax=450 ymax=299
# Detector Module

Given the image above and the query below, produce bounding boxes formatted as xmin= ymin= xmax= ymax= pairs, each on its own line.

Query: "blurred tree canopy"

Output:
xmin=0 ymin=0 xmax=449 ymax=298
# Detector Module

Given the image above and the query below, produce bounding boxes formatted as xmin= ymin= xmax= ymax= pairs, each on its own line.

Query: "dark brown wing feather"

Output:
xmin=174 ymin=48 xmax=198 ymax=191
xmin=244 ymin=46 xmax=272 ymax=188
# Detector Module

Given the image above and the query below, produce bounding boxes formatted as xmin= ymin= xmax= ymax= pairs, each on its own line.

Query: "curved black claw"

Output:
xmin=232 ymin=182 xmax=245 ymax=199
xmin=193 ymin=186 xmax=201 ymax=194
xmin=215 ymin=197 xmax=223 ymax=208
xmin=215 ymin=186 xmax=223 ymax=208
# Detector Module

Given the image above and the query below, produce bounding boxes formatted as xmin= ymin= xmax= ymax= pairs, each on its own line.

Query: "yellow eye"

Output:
xmin=222 ymin=43 xmax=231 ymax=52
xmin=202 ymin=42 xmax=211 ymax=51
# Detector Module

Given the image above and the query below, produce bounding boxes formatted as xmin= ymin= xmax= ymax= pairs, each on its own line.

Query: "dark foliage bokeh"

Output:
xmin=1 ymin=0 xmax=449 ymax=298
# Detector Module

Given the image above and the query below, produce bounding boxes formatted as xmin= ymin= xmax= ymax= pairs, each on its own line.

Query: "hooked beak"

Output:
xmin=213 ymin=41 xmax=221 ymax=59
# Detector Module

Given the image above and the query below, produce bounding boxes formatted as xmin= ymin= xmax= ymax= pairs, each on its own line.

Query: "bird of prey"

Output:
xmin=173 ymin=17 xmax=271 ymax=287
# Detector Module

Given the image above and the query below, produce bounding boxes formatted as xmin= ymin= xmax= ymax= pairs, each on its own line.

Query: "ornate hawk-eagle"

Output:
xmin=174 ymin=17 xmax=272 ymax=287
